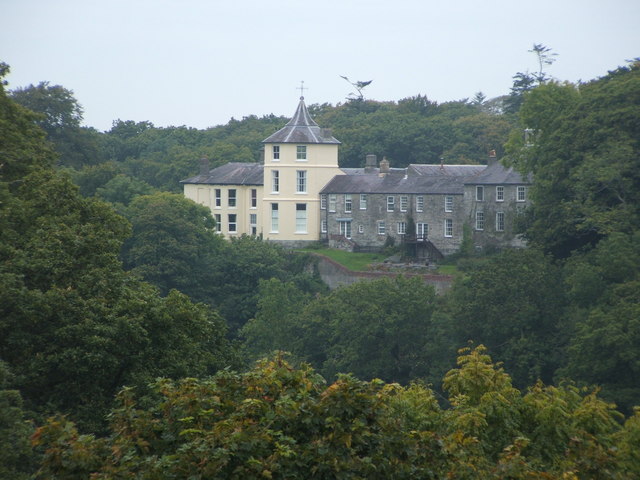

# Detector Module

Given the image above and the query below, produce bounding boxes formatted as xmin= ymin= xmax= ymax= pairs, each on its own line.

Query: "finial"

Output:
xmin=297 ymin=80 xmax=307 ymax=100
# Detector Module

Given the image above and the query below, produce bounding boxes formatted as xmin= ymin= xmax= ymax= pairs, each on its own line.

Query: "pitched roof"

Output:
xmin=262 ymin=98 xmax=341 ymax=144
xmin=321 ymin=172 xmax=466 ymax=195
xmin=464 ymin=161 xmax=532 ymax=185
xmin=180 ymin=162 xmax=264 ymax=186
xmin=408 ymin=164 xmax=485 ymax=177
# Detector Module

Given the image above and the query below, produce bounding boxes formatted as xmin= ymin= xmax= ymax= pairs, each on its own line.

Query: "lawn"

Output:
xmin=300 ymin=248 xmax=386 ymax=272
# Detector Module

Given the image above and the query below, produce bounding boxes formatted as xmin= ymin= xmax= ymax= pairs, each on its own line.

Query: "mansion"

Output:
xmin=182 ymin=97 xmax=531 ymax=258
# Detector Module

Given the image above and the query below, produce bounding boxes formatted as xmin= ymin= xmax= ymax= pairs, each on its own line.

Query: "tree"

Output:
xmin=504 ymin=44 xmax=557 ymax=114
xmin=340 ymin=75 xmax=373 ymax=101
xmin=122 ymin=192 xmax=224 ymax=303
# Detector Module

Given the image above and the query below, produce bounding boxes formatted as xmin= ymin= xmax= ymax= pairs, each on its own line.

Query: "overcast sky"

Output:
xmin=3 ymin=0 xmax=638 ymax=132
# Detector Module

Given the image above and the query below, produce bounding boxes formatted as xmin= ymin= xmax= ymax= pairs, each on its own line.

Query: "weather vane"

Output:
xmin=298 ymin=80 xmax=307 ymax=99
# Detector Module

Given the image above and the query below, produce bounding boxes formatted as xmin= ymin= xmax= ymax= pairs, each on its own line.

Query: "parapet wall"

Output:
xmin=312 ymin=254 xmax=453 ymax=294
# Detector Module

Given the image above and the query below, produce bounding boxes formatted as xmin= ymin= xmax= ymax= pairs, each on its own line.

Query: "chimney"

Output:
xmin=379 ymin=156 xmax=390 ymax=176
xmin=488 ymin=149 xmax=497 ymax=167
xmin=322 ymin=128 xmax=333 ymax=140
xmin=364 ymin=154 xmax=377 ymax=173
xmin=199 ymin=157 xmax=210 ymax=175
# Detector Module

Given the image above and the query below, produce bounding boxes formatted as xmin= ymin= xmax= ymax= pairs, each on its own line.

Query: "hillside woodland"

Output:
xmin=1 ymin=57 xmax=639 ymax=478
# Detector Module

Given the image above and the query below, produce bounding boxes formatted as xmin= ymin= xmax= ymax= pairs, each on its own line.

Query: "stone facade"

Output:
xmin=182 ymin=99 xmax=532 ymax=257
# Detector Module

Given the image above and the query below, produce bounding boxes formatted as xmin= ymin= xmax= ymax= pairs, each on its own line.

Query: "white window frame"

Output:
xmin=228 ymin=213 xmax=237 ymax=233
xmin=329 ymin=194 xmax=337 ymax=212
xmin=496 ymin=186 xmax=504 ymax=202
xmin=272 ymin=170 xmax=279 ymax=193
xmin=400 ymin=196 xmax=408 ymax=212
xmin=444 ymin=218 xmax=453 ymax=237
xmin=476 ymin=186 xmax=484 ymax=202
xmin=215 ymin=188 xmax=221 ymax=208
xmin=228 ymin=189 xmax=237 ymax=208
xmin=339 ymin=220 xmax=352 ymax=239
xmin=272 ymin=145 xmax=280 ymax=161
xmin=378 ymin=221 xmax=386 ymax=235
xmin=320 ymin=194 xmax=327 ymax=210
xmin=517 ymin=186 xmax=526 ymax=202
xmin=476 ymin=211 xmax=484 ymax=231
xmin=321 ymin=219 xmax=327 ymax=233
xmin=251 ymin=189 xmax=257 ymax=208
xmin=296 ymin=145 xmax=307 ymax=161
xmin=359 ymin=194 xmax=367 ymax=210
xmin=416 ymin=222 xmax=428 ymax=239
xmin=416 ymin=196 xmax=424 ymax=212
xmin=358 ymin=224 xmax=364 ymax=234
xmin=344 ymin=194 xmax=352 ymax=213
xmin=270 ymin=203 xmax=279 ymax=233
xmin=397 ymin=221 xmax=406 ymax=235
xmin=445 ymin=196 xmax=453 ymax=212
xmin=214 ymin=213 xmax=222 ymax=233
xmin=296 ymin=170 xmax=307 ymax=193
xmin=496 ymin=211 xmax=505 ymax=232
xmin=387 ymin=196 xmax=395 ymax=212
xmin=249 ymin=213 xmax=257 ymax=235
xmin=295 ymin=203 xmax=307 ymax=233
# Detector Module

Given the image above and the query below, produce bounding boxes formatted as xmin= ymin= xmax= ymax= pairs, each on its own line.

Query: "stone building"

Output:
xmin=182 ymin=97 xmax=531 ymax=257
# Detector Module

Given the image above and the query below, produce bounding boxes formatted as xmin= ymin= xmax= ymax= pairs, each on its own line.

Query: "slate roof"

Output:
xmin=464 ymin=161 xmax=532 ymax=185
xmin=408 ymin=164 xmax=485 ymax=177
xmin=262 ymin=98 xmax=341 ymax=144
xmin=321 ymin=172 xmax=466 ymax=195
xmin=181 ymin=162 xmax=264 ymax=186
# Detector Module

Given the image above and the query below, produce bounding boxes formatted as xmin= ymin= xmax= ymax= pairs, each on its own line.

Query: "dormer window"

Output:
xmin=296 ymin=145 xmax=307 ymax=160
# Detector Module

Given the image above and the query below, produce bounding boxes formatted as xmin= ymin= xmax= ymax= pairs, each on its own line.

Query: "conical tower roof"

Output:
xmin=263 ymin=97 xmax=340 ymax=144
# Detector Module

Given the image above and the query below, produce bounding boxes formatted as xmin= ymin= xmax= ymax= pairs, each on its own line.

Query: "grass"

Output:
xmin=300 ymin=248 xmax=386 ymax=271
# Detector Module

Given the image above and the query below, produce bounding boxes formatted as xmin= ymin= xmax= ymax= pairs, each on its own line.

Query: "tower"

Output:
xmin=261 ymin=97 xmax=343 ymax=246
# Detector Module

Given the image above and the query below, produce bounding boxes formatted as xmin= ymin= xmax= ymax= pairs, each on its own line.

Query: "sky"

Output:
xmin=3 ymin=0 xmax=638 ymax=132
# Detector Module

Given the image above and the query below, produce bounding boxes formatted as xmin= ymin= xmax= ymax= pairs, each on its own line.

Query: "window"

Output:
xmin=295 ymin=203 xmax=307 ymax=233
xmin=249 ymin=213 xmax=257 ymax=235
xmin=320 ymin=194 xmax=327 ymax=210
xmin=416 ymin=196 xmax=424 ymax=212
xmin=445 ymin=196 xmax=453 ymax=212
xmin=228 ymin=189 xmax=236 ymax=207
xmin=251 ymin=189 xmax=257 ymax=208
xmin=496 ymin=211 xmax=505 ymax=232
xmin=271 ymin=170 xmax=279 ymax=193
xmin=344 ymin=194 xmax=352 ymax=213
xmin=444 ymin=218 xmax=453 ymax=237
xmin=228 ymin=214 xmax=237 ymax=233
xmin=517 ymin=186 xmax=526 ymax=202
xmin=397 ymin=221 xmax=407 ymax=234
xmin=339 ymin=220 xmax=352 ymax=239
xmin=387 ymin=196 xmax=395 ymax=212
xmin=321 ymin=219 xmax=327 ymax=233
xmin=329 ymin=194 xmax=337 ymax=212
xmin=496 ymin=186 xmax=504 ymax=202
xmin=476 ymin=211 xmax=484 ymax=230
xmin=272 ymin=145 xmax=280 ymax=160
xmin=416 ymin=222 xmax=428 ymax=239
xmin=399 ymin=196 xmax=408 ymax=212
xmin=359 ymin=194 xmax=367 ymax=210
xmin=358 ymin=224 xmax=364 ymax=234
xmin=296 ymin=170 xmax=307 ymax=193
xmin=378 ymin=221 xmax=386 ymax=235
xmin=476 ymin=186 xmax=484 ymax=202
xmin=270 ymin=203 xmax=279 ymax=232
xmin=214 ymin=214 xmax=222 ymax=233
xmin=215 ymin=189 xmax=221 ymax=207
xmin=296 ymin=145 xmax=306 ymax=160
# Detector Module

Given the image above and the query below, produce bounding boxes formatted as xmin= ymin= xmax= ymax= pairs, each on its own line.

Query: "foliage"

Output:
xmin=32 ymin=349 xmax=639 ymax=479
xmin=445 ymin=248 xmax=568 ymax=387
xmin=244 ymin=276 xmax=450 ymax=386
xmin=0 ymin=73 xmax=235 ymax=432
xmin=299 ymin=248 xmax=387 ymax=271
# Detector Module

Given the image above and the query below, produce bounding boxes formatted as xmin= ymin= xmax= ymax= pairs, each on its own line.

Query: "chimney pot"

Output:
xmin=365 ymin=154 xmax=377 ymax=173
